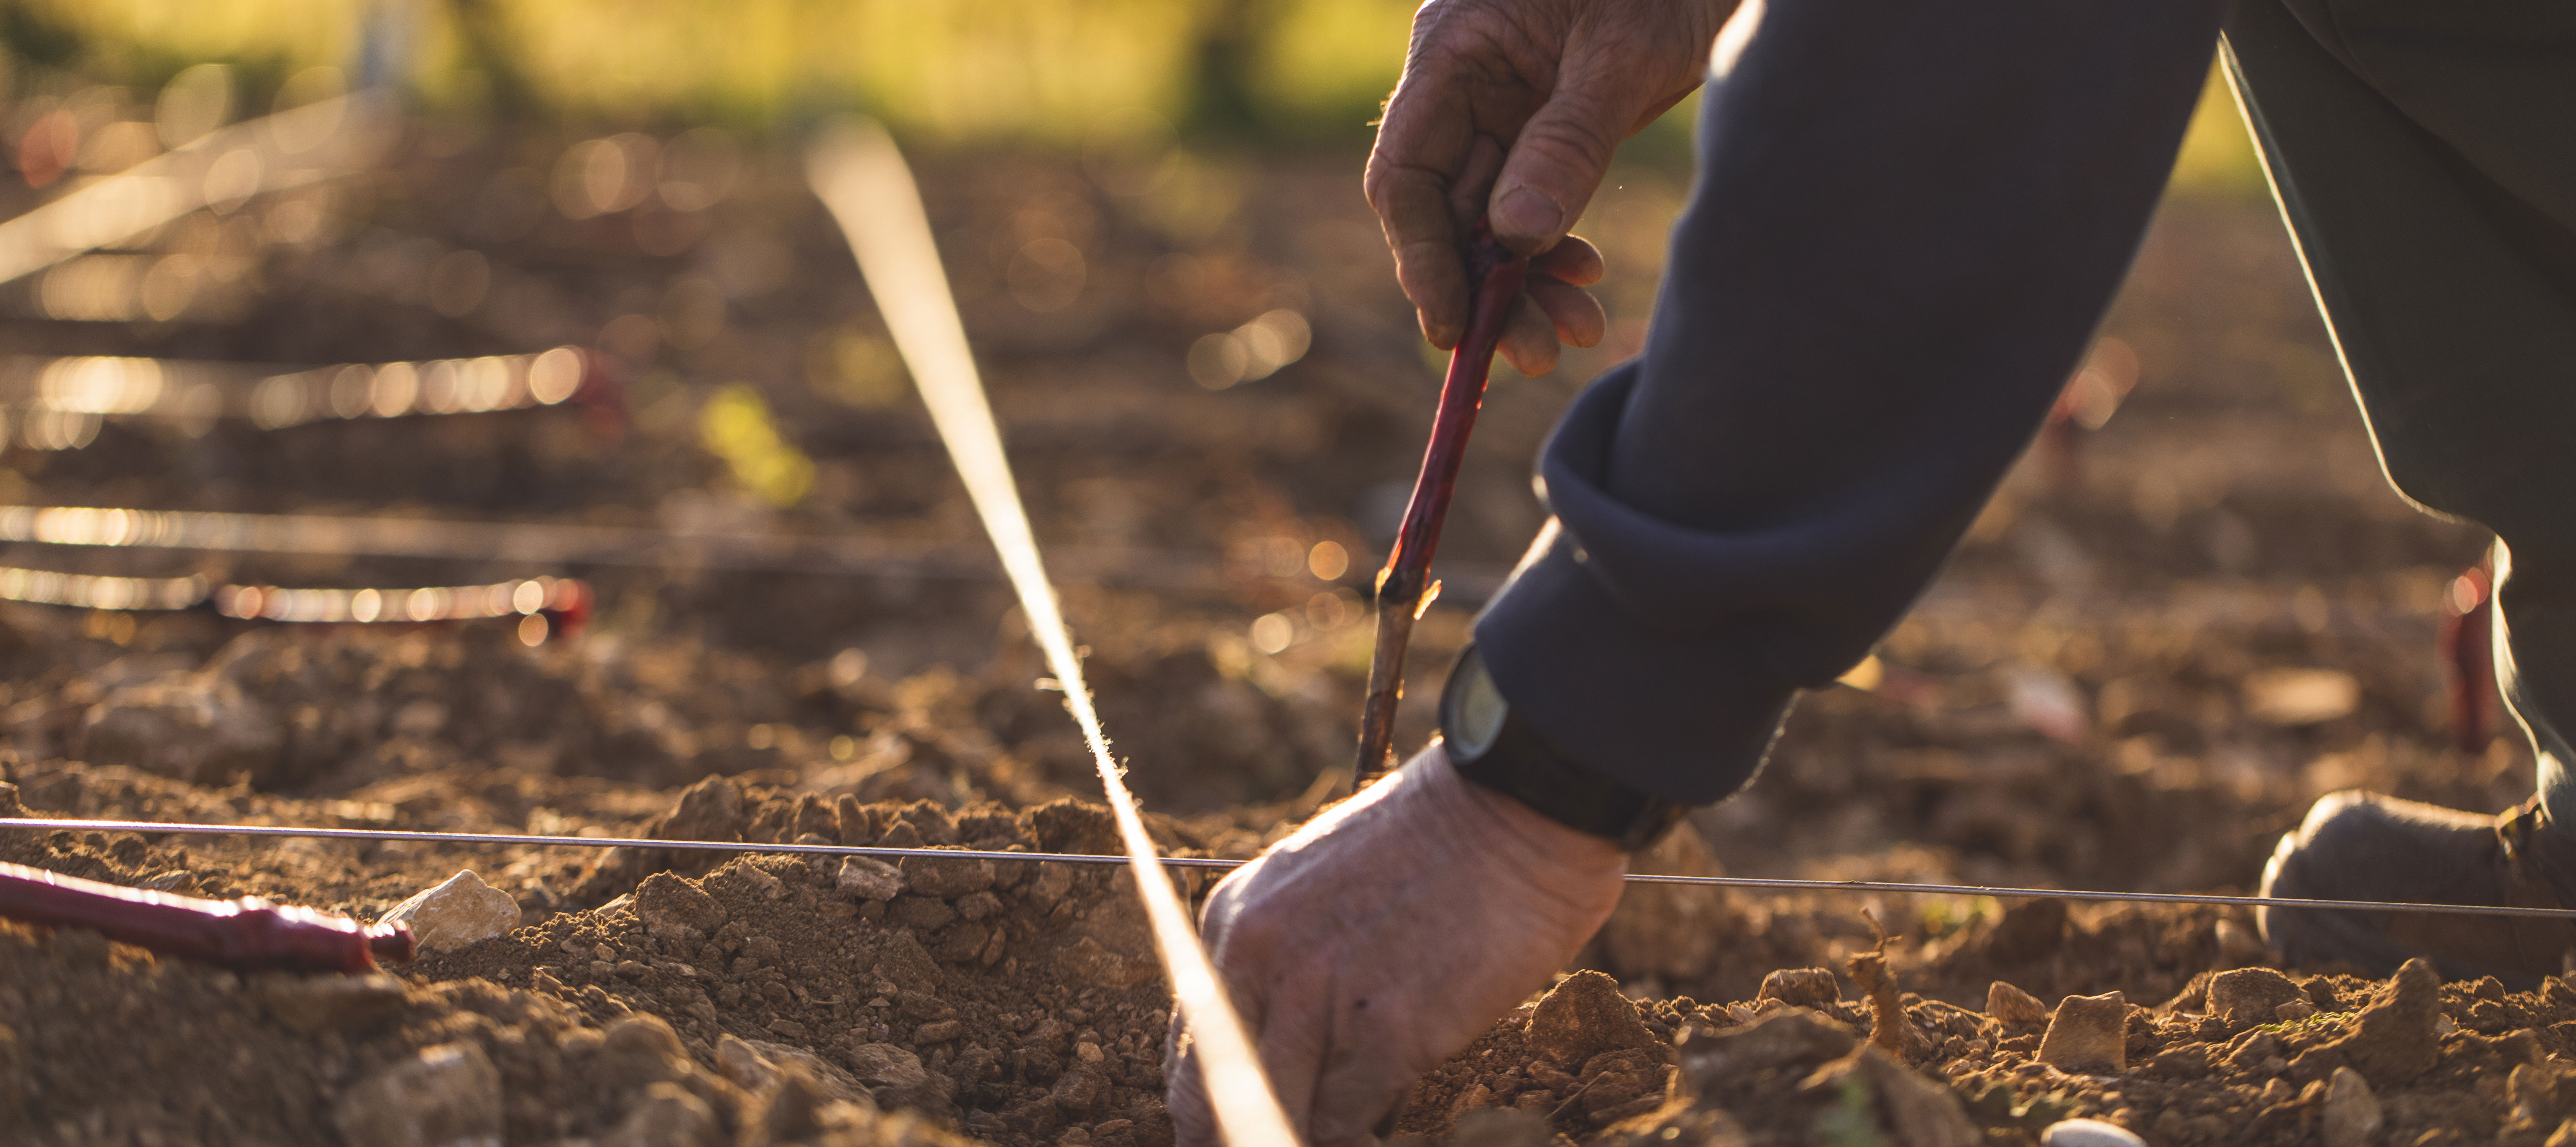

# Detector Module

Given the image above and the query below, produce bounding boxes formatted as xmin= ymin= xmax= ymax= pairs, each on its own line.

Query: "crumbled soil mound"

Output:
xmin=1402 ymin=953 xmax=2576 ymax=1147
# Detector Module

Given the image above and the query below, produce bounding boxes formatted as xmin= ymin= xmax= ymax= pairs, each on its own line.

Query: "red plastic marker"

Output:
xmin=0 ymin=860 xmax=413 ymax=973
xmin=1355 ymin=224 xmax=1529 ymax=787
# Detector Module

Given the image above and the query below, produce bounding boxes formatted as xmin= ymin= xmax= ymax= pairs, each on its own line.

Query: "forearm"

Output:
xmin=1475 ymin=0 xmax=2227 ymax=803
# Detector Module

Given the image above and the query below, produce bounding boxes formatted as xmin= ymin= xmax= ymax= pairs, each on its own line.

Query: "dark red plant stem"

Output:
xmin=0 ymin=860 xmax=414 ymax=973
xmin=1355 ymin=225 xmax=1529 ymax=787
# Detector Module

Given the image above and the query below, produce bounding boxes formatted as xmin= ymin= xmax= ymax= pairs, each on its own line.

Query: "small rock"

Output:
xmin=1988 ymin=981 xmax=2050 ymax=1027
xmin=2040 ymin=1119 xmax=2146 ymax=1147
xmin=838 ymin=857 xmax=905 ymax=901
xmin=375 ymin=870 xmax=521 ymax=952
xmin=1524 ymin=970 xmax=1658 ymax=1066
xmin=1755 ymin=967 xmax=1841 ymax=1009
xmin=258 ymin=973 xmax=408 ymax=1033
xmin=142 ymin=870 xmax=199 ymax=894
xmin=2036 ymin=991 xmax=2127 ymax=1075
xmin=635 ymin=873 xmax=726 ymax=941
xmin=1054 ymin=1066 xmax=1110 ymax=1113
xmin=2321 ymin=1066 xmax=2382 ymax=1147
xmin=2277 ymin=1000 xmax=2320 ymax=1022
xmin=2209 ymin=967 xmax=2304 ymax=1027
xmin=916 ymin=1020 xmax=964 ymax=1044
xmin=331 ymin=1042 xmax=503 ymax=1147
xmin=603 ymin=1081 xmax=723 ymax=1147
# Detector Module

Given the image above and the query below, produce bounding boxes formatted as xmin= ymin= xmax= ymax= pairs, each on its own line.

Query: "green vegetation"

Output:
xmin=5 ymin=0 xmax=2263 ymax=193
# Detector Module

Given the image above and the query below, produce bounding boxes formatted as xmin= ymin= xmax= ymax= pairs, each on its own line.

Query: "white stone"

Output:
xmin=837 ymin=856 xmax=904 ymax=901
xmin=2040 ymin=1120 xmax=2145 ymax=1147
xmin=2321 ymin=1067 xmax=2382 ymax=1147
xmin=376 ymin=870 xmax=521 ymax=952
xmin=332 ymin=1042 xmax=503 ymax=1147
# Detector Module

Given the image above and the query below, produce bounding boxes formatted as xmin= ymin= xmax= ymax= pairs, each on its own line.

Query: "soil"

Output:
xmin=0 ymin=85 xmax=2540 ymax=1147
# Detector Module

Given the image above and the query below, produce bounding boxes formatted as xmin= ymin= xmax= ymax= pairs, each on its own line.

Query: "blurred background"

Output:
xmin=0 ymin=0 xmax=2516 ymax=997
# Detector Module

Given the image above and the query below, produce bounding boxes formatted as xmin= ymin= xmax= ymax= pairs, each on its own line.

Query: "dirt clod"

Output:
xmin=1754 ymin=967 xmax=1840 ymax=1009
xmin=1525 ymin=971 xmax=1659 ymax=1067
xmin=638 ymin=871 xmax=730 ymax=941
xmin=2297 ymin=956 xmax=2443 ymax=1089
xmin=1988 ymin=981 xmax=2050 ymax=1028
xmin=2207 ymin=967 xmax=2303 ymax=1028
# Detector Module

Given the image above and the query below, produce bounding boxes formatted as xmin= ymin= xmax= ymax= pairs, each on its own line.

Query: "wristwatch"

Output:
xmin=1439 ymin=644 xmax=1692 ymax=852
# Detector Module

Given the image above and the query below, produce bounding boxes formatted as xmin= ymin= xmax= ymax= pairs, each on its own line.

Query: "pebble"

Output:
xmin=837 ymin=857 xmax=905 ymax=901
xmin=2040 ymin=1119 xmax=2146 ymax=1147
xmin=375 ymin=870 xmax=521 ymax=951
xmin=331 ymin=1041 xmax=503 ymax=1147
xmin=2036 ymin=991 xmax=2128 ymax=1074
xmin=2321 ymin=1066 xmax=2382 ymax=1147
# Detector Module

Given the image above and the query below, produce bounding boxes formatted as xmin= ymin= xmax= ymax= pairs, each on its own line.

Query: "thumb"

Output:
xmin=1487 ymin=71 xmax=1634 ymax=255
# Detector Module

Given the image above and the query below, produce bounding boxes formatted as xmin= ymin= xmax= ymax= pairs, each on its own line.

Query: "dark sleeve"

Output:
xmin=1470 ymin=0 xmax=2227 ymax=805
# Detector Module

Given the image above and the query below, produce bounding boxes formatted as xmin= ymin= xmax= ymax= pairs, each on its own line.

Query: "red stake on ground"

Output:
xmin=1355 ymin=224 xmax=1529 ymax=787
xmin=0 ymin=860 xmax=413 ymax=973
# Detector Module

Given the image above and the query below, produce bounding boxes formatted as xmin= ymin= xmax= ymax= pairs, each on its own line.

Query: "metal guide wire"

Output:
xmin=10 ymin=816 xmax=2576 ymax=922
xmin=0 ymin=347 xmax=596 ymax=435
xmin=0 ymin=503 xmax=1283 ymax=593
xmin=805 ymin=120 xmax=1301 ymax=1147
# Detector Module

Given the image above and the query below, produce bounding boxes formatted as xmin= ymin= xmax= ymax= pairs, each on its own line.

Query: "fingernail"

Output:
xmin=1494 ymin=187 xmax=1565 ymax=244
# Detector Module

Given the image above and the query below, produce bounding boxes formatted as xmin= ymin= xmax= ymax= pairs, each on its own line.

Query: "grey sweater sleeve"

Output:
xmin=1471 ymin=0 xmax=2226 ymax=805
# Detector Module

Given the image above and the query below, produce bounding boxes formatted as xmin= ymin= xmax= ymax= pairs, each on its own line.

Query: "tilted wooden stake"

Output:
xmin=1355 ymin=225 xmax=1528 ymax=787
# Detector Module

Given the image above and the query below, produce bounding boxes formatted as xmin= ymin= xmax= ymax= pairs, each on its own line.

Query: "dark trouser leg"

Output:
xmin=2224 ymin=0 xmax=2576 ymax=837
xmin=1471 ymin=0 xmax=2224 ymax=802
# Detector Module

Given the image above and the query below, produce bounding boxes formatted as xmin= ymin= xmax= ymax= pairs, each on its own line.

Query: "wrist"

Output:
xmin=1401 ymin=745 xmax=1628 ymax=897
xmin=1438 ymin=644 xmax=1693 ymax=850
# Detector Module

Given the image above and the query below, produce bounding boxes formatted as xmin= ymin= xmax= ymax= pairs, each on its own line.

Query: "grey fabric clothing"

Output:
xmin=1472 ymin=0 xmax=2227 ymax=804
xmin=1471 ymin=0 xmax=2576 ymax=812
xmin=2224 ymin=0 xmax=2576 ymax=834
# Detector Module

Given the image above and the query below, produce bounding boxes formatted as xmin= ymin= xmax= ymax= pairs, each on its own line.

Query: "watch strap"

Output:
xmin=1440 ymin=646 xmax=1691 ymax=852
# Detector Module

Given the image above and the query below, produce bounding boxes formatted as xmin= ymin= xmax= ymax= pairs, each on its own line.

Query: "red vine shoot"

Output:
xmin=1354 ymin=223 xmax=1529 ymax=787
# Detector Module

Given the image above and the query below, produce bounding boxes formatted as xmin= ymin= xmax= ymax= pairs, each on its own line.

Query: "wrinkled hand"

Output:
xmin=1166 ymin=745 xmax=1628 ymax=1147
xmin=1365 ymin=0 xmax=1740 ymax=374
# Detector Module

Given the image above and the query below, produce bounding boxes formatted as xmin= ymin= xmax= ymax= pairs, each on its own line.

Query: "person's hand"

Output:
xmin=1364 ymin=0 xmax=1739 ymax=375
xmin=1165 ymin=744 xmax=1629 ymax=1147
